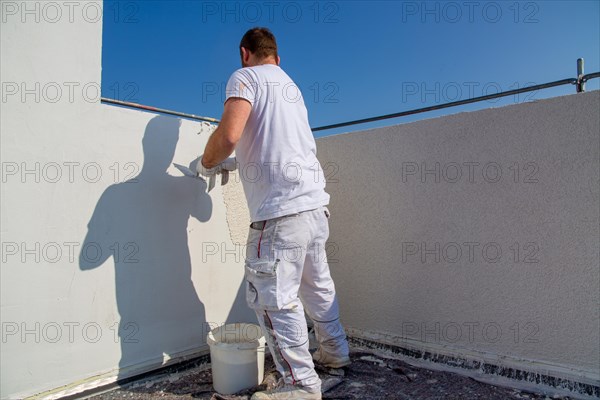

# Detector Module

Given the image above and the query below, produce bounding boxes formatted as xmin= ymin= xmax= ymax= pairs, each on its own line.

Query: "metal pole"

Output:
xmin=577 ymin=58 xmax=585 ymax=93
xmin=100 ymin=97 xmax=220 ymax=124
xmin=312 ymin=79 xmax=577 ymax=132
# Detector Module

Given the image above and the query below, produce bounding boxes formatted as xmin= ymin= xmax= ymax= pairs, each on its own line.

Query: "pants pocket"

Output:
xmin=245 ymin=258 xmax=281 ymax=311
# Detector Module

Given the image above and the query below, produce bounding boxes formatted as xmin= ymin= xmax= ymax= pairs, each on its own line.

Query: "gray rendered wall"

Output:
xmin=316 ymin=91 xmax=599 ymax=384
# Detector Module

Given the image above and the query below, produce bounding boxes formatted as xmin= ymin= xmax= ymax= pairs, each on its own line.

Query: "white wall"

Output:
xmin=316 ymin=91 xmax=600 ymax=387
xmin=1 ymin=2 xmax=253 ymax=398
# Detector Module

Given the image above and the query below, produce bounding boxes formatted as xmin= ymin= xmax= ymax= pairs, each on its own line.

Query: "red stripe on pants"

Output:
xmin=264 ymin=310 xmax=296 ymax=385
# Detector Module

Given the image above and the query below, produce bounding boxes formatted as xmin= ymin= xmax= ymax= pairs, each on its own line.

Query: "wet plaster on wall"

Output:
xmin=221 ymin=170 xmax=251 ymax=245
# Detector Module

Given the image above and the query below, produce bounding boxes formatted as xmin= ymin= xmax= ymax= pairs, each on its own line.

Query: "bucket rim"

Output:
xmin=207 ymin=323 xmax=265 ymax=349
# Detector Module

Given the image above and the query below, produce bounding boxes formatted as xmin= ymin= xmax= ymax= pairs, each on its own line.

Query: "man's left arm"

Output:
xmin=201 ymin=97 xmax=252 ymax=168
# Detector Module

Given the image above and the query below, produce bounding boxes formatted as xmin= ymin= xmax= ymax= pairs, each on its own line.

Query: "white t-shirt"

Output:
xmin=225 ymin=64 xmax=329 ymax=222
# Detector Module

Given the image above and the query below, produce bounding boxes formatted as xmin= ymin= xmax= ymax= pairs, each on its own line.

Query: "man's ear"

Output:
xmin=277 ymin=55 xmax=281 ymax=66
xmin=241 ymin=47 xmax=250 ymax=65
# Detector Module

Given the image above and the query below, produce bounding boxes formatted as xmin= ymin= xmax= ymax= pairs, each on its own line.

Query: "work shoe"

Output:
xmin=251 ymin=383 xmax=322 ymax=399
xmin=312 ymin=347 xmax=351 ymax=369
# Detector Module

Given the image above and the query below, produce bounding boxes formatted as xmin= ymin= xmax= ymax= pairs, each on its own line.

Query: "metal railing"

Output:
xmin=99 ymin=98 xmax=219 ymax=123
xmin=312 ymin=73 xmax=598 ymax=132
xmin=100 ymin=59 xmax=599 ymax=133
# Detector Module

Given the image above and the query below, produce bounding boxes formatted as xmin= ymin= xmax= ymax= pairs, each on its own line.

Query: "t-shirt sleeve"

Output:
xmin=225 ymin=69 xmax=256 ymax=106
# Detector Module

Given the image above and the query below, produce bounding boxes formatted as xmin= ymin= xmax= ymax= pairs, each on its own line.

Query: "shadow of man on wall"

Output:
xmin=80 ymin=115 xmax=211 ymax=381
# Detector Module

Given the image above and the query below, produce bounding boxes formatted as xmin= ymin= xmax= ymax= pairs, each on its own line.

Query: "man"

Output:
xmin=193 ymin=27 xmax=350 ymax=399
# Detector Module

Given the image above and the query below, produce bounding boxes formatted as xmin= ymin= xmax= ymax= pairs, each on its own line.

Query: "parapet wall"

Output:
xmin=316 ymin=90 xmax=600 ymax=391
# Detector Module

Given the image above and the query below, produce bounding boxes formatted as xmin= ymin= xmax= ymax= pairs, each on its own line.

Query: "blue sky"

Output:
xmin=101 ymin=0 xmax=600 ymax=137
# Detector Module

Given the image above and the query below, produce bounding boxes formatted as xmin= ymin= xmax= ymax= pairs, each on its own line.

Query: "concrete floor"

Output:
xmin=86 ymin=347 xmax=575 ymax=400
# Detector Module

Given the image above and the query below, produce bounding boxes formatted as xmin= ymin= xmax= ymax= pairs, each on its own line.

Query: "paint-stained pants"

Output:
xmin=244 ymin=206 xmax=349 ymax=391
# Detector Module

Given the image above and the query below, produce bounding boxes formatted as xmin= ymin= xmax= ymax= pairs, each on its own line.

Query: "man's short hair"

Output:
xmin=240 ymin=27 xmax=278 ymax=60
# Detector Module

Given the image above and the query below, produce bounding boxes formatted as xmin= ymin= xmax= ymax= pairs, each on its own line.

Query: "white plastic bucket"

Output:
xmin=207 ymin=323 xmax=266 ymax=395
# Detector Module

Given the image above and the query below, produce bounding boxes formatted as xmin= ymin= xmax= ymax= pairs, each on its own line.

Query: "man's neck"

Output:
xmin=252 ymin=57 xmax=278 ymax=66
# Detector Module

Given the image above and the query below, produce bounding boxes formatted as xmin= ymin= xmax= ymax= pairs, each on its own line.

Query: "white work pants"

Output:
xmin=244 ymin=206 xmax=349 ymax=391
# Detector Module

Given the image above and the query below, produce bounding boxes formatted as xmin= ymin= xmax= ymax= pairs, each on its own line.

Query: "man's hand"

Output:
xmin=189 ymin=156 xmax=218 ymax=178
xmin=189 ymin=155 xmax=238 ymax=192
xmin=220 ymin=157 xmax=238 ymax=172
xmin=190 ymin=155 xmax=238 ymax=176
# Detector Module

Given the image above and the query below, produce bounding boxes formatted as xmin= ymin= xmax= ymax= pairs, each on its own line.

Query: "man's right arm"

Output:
xmin=201 ymin=97 xmax=251 ymax=168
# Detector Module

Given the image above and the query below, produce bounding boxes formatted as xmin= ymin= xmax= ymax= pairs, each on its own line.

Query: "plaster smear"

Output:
xmin=221 ymin=170 xmax=251 ymax=245
xmin=195 ymin=124 xmax=251 ymax=245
